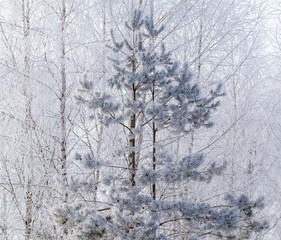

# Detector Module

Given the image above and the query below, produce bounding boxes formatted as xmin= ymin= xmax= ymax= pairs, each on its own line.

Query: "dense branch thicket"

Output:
xmin=0 ymin=0 xmax=278 ymax=239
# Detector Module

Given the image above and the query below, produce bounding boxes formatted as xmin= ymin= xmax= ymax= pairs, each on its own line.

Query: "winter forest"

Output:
xmin=0 ymin=0 xmax=281 ymax=239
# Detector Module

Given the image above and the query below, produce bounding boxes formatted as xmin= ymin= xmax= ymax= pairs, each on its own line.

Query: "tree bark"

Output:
xmin=22 ymin=0 xmax=34 ymax=239
xmin=60 ymin=0 xmax=68 ymax=201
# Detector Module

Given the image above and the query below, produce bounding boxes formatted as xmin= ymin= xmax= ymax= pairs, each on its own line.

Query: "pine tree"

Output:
xmin=52 ymin=8 xmax=268 ymax=240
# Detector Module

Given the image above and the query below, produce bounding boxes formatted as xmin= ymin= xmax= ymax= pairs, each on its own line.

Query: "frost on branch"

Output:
xmin=161 ymin=153 xmax=227 ymax=183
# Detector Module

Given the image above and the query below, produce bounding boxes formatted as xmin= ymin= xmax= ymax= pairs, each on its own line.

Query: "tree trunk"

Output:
xmin=129 ymin=86 xmax=137 ymax=187
xmin=152 ymin=85 xmax=157 ymax=200
xmin=60 ymin=0 xmax=68 ymax=237
xmin=22 ymin=0 xmax=34 ymax=239
xmin=60 ymin=0 xmax=68 ymax=201
xmin=128 ymin=25 xmax=138 ymax=187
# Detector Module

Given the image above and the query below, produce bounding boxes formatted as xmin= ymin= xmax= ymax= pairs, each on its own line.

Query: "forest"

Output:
xmin=0 ymin=0 xmax=280 ymax=239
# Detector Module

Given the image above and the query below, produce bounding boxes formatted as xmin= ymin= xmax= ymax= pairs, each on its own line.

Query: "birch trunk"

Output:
xmin=60 ymin=0 xmax=68 ymax=202
xmin=22 ymin=0 xmax=34 ymax=239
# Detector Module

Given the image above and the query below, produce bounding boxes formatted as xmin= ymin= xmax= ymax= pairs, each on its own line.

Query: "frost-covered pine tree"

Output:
xmin=52 ymin=8 xmax=268 ymax=240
